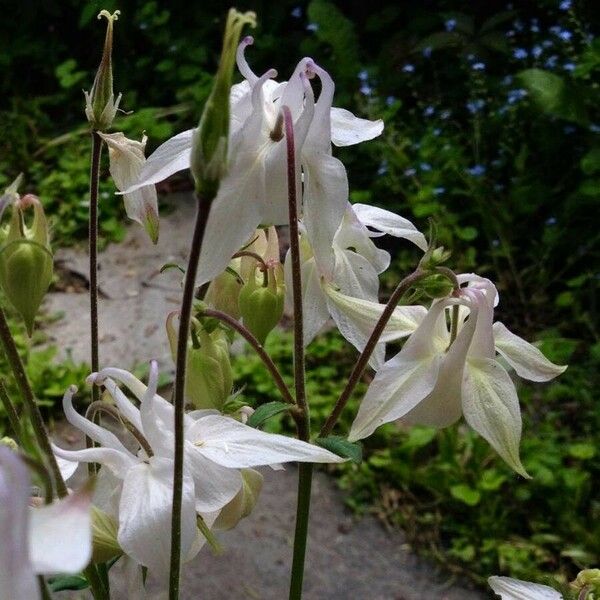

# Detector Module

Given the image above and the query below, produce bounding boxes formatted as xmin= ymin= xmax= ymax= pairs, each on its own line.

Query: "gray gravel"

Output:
xmin=48 ymin=194 xmax=484 ymax=599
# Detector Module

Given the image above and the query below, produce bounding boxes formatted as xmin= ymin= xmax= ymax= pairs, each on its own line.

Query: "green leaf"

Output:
xmin=414 ymin=32 xmax=463 ymax=53
xmin=568 ymin=443 xmax=596 ymax=460
xmin=315 ymin=436 xmax=362 ymax=463
xmin=48 ymin=575 xmax=89 ymax=592
xmin=247 ymin=401 xmax=290 ymax=429
xmin=450 ymin=484 xmax=481 ymax=506
xmin=479 ymin=469 xmax=507 ymax=491
xmin=403 ymin=426 xmax=436 ymax=450
xmin=581 ymin=147 xmax=600 ymax=175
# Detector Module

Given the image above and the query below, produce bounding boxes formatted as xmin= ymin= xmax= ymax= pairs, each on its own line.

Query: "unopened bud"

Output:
xmin=239 ymin=264 xmax=285 ymax=345
xmin=213 ymin=468 xmax=263 ymax=530
xmin=204 ymin=263 xmax=244 ymax=320
xmin=0 ymin=193 xmax=53 ymax=335
xmin=91 ymin=506 xmax=122 ymax=563
xmin=572 ymin=569 xmax=600 ymax=599
xmin=0 ymin=437 xmax=18 ymax=450
xmin=84 ymin=10 xmax=122 ymax=131
xmin=166 ymin=313 xmax=233 ymax=410
xmin=191 ymin=9 xmax=256 ymax=199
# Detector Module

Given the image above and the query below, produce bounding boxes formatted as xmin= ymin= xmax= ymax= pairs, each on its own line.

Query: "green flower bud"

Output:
xmin=238 ymin=264 xmax=285 ymax=345
xmin=204 ymin=261 xmax=244 ymax=320
xmin=572 ymin=569 xmax=600 ymax=600
xmin=418 ymin=273 xmax=455 ymax=299
xmin=91 ymin=506 xmax=122 ymax=563
xmin=213 ymin=468 xmax=263 ymax=531
xmin=191 ymin=9 xmax=256 ymax=199
xmin=84 ymin=10 xmax=122 ymax=131
xmin=166 ymin=313 xmax=233 ymax=410
xmin=0 ymin=437 xmax=18 ymax=451
xmin=0 ymin=194 xmax=53 ymax=335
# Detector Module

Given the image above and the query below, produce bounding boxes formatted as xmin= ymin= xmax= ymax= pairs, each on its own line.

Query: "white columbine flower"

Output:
xmin=97 ymin=131 xmax=160 ymax=244
xmin=349 ymin=275 xmax=566 ymax=476
xmin=52 ymin=361 xmax=343 ymax=581
xmin=488 ymin=575 xmax=563 ymax=599
xmin=122 ymin=38 xmax=383 ymax=287
xmin=0 ymin=447 xmax=92 ymax=600
xmin=291 ymin=201 xmax=427 ymax=367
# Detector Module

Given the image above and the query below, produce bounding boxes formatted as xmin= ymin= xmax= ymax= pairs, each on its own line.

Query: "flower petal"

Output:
xmin=118 ymin=457 xmax=198 ymax=579
xmin=462 ymin=357 xmax=529 ymax=477
xmin=488 ymin=576 xmax=563 ymax=599
xmin=352 ymin=203 xmax=427 ymax=252
xmin=122 ymin=129 xmax=194 ymax=194
xmin=52 ymin=444 xmax=136 ymax=480
xmin=29 ymin=485 xmax=93 ymax=574
xmin=188 ymin=414 xmax=345 ymax=468
xmin=493 ymin=322 xmax=567 ymax=382
xmin=55 ymin=454 xmax=79 ymax=482
xmin=330 ymin=107 xmax=384 ymax=147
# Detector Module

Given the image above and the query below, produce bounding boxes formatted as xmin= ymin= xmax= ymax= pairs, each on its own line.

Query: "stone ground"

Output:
xmin=48 ymin=193 xmax=484 ymax=599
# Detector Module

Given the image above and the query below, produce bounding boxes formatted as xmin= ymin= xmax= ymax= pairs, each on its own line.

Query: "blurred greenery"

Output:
xmin=0 ymin=0 xmax=598 ymax=592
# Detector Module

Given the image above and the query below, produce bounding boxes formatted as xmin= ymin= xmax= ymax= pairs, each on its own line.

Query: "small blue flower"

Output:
xmin=433 ymin=128 xmax=441 ymax=136
xmin=514 ymin=19 xmax=524 ymax=32
xmin=420 ymin=162 xmax=432 ymax=172
xmin=378 ymin=161 xmax=388 ymax=176
xmin=530 ymin=18 xmax=540 ymax=33
xmin=563 ymin=62 xmax=576 ymax=72
xmin=467 ymin=99 xmax=485 ymax=114
xmin=360 ymin=84 xmax=373 ymax=96
xmin=440 ymin=109 xmax=452 ymax=120
xmin=559 ymin=29 xmax=572 ymax=41
xmin=358 ymin=70 xmax=369 ymax=82
xmin=445 ymin=18 xmax=457 ymax=32
xmin=404 ymin=168 xmax=416 ymax=177
xmin=492 ymin=239 xmax=500 ymax=247
xmin=467 ymin=53 xmax=476 ymax=62
xmin=532 ymin=45 xmax=543 ymax=58
xmin=502 ymin=75 xmax=514 ymax=85
xmin=506 ymin=30 xmax=515 ymax=37
xmin=513 ymin=48 xmax=528 ymax=60
xmin=549 ymin=25 xmax=561 ymax=35
xmin=507 ymin=88 xmax=527 ymax=104
xmin=402 ymin=64 xmax=415 ymax=73
xmin=472 ymin=62 xmax=486 ymax=71
xmin=306 ymin=23 xmax=319 ymax=32
xmin=545 ymin=55 xmax=559 ymax=68
xmin=433 ymin=187 xmax=446 ymax=195
xmin=422 ymin=46 xmax=433 ymax=58
xmin=559 ymin=0 xmax=572 ymax=10
xmin=386 ymin=96 xmax=397 ymax=106
xmin=589 ymin=124 xmax=600 ymax=133
xmin=545 ymin=216 xmax=557 ymax=226
xmin=423 ymin=106 xmax=435 ymax=117
xmin=542 ymin=39 xmax=553 ymax=48
xmin=467 ymin=164 xmax=486 ymax=177
xmin=291 ymin=6 xmax=302 ymax=18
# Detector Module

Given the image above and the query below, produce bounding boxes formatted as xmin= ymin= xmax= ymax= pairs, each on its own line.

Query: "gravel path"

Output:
xmin=47 ymin=194 xmax=484 ymax=599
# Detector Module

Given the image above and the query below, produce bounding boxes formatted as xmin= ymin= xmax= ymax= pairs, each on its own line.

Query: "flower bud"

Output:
xmin=213 ymin=468 xmax=263 ymax=531
xmin=238 ymin=264 xmax=285 ymax=345
xmin=191 ymin=9 xmax=256 ymax=199
xmin=204 ymin=261 xmax=244 ymax=320
xmin=0 ymin=194 xmax=53 ymax=335
xmin=91 ymin=506 xmax=122 ymax=563
xmin=0 ymin=437 xmax=18 ymax=451
xmin=572 ymin=569 xmax=600 ymax=599
xmin=84 ymin=10 xmax=122 ymax=131
xmin=166 ymin=313 xmax=233 ymax=410
xmin=417 ymin=273 xmax=455 ymax=299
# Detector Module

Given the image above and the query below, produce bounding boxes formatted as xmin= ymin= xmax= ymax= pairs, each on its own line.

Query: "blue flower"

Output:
xmin=358 ymin=70 xmax=369 ymax=82
xmin=507 ymin=88 xmax=527 ymax=104
xmin=433 ymin=187 xmax=446 ymax=195
xmin=513 ymin=48 xmax=528 ymax=60
xmin=377 ymin=161 xmax=388 ymax=176
xmin=542 ymin=39 xmax=554 ymax=48
xmin=559 ymin=29 xmax=572 ymax=41
xmin=545 ymin=216 xmax=557 ymax=225
xmin=402 ymin=64 xmax=415 ymax=73
xmin=422 ymin=46 xmax=432 ymax=58
xmin=420 ymin=162 xmax=432 ymax=172
xmin=404 ymin=168 xmax=416 ymax=177
xmin=589 ymin=124 xmax=600 ymax=133
xmin=440 ymin=109 xmax=452 ymax=120
xmin=360 ymin=84 xmax=373 ymax=96
xmin=563 ymin=62 xmax=576 ymax=72
xmin=559 ymin=0 xmax=572 ymax=10
xmin=306 ymin=23 xmax=319 ymax=32
xmin=467 ymin=164 xmax=486 ymax=177
xmin=545 ymin=55 xmax=559 ymax=68
xmin=472 ymin=62 xmax=486 ymax=71
xmin=423 ymin=106 xmax=435 ymax=117
xmin=514 ymin=19 xmax=524 ymax=32
xmin=433 ymin=128 xmax=441 ymax=136
xmin=386 ymin=96 xmax=397 ymax=106
xmin=532 ymin=45 xmax=543 ymax=58
xmin=467 ymin=99 xmax=485 ymax=114
xmin=291 ymin=6 xmax=302 ymax=17
xmin=502 ymin=75 xmax=514 ymax=86
xmin=445 ymin=18 xmax=457 ymax=32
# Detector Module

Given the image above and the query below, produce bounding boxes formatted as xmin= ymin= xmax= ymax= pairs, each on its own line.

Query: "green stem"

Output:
xmin=0 ymin=378 xmax=22 ymax=440
xmin=39 ymin=576 xmax=53 ymax=600
xmin=320 ymin=269 xmax=427 ymax=438
xmin=0 ymin=306 xmax=67 ymax=497
xmin=282 ymin=105 xmax=312 ymax=599
xmin=169 ymin=193 xmax=212 ymax=600
xmin=201 ymin=308 xmax=295 ymax=405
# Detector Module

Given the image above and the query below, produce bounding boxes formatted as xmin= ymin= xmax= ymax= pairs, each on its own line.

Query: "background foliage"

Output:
xmin=0 ymin=0 xmax=598 ymax=592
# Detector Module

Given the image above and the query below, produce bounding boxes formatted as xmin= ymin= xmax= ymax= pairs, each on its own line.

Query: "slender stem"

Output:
xmin=0 ymin=306 xmax=67 ymax=497
xmin=320 ymin=269 xmax=427 ymax=437
xmin=0 ymin=378 xmax=22 ymax=440
xmin=282 ymin=105 xmax=312 ymax=600
xmin=449 ymin=304 xmax=459 ymax=345
xmin=232 ymin=250 xmax=268 ymax=272
xmin=20 ymin=453 xmax=54 ymax=504
xmin=169 ymin=193 xmax=212 ymax=600
xmin=202 ymin=308 xmax=295 ymax=405
xmin=288 ymin=463 xmax=313 ymax=600
xmin=39 ymin=576 xmax=53 ymax=600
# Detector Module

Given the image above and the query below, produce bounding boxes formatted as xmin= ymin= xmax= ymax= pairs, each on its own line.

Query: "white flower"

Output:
xmin=122 ymin=38 xmax=383 ymax=287
xmin=0 ymin=447 xmax=92 ymax=600
xmin=349 ymin=275 xmax=566 ymax=476
xmin=53 ymin=362 xmax=343 ymax=580
xmin=488 ymin=575 xmax=563 ymax=599
xmin=97 ymin=131 xmax=159 ymax=243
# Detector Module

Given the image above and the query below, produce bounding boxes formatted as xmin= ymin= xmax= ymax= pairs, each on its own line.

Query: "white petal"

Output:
xmin=0 ymin=448 xmax=39 ymax=600
xmin=188 ymin=415 xmax=345 ymax=468
xmin=123 ymin=185 xmax=160 ymax=243
xmin=488 ymin=576 xmax=563 ymax=599
xmin=122 ymin=129 xmax=194 ymax=193
xmin=52 ymin=444 xmax=136 ymax=480
xmin=92 ymin=374 xmax=143 ymax=432
xmin=330 ymin=107 xmax=384 ymax=147
xmin=55 ymin=454 xmax=79 ymax=481
xmin=462 ymin=358 xmax=529 ymax=477
xmin=29 ymin=486 xmax=93 ymax=574
xmin=118 ymin=457 xmax=197 ymax=579
xmin=493 ymin=322 xmax=567 ymax=382
xmin=185 ymin=444 xmax=242 ymax=513
xmin=352 ymin=203 xmax=427 ymax=251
